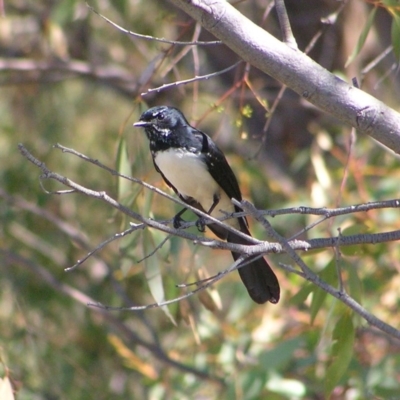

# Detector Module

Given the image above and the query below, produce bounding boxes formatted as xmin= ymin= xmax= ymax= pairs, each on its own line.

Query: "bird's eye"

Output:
xmin=157 ymin=113 xmax=165 ymax=120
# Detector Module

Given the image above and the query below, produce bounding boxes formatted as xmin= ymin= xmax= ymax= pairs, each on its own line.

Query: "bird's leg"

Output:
xmin=196 ymin=194 xmax=220 ymax=232
xmin=173 ymin=208 xmax=188 ymax=229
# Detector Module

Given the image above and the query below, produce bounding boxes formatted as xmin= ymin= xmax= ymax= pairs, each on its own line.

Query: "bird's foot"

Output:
xmin=195 ymin=217 xmax=206 ymax=232
xmin=173 ymin=214 xmax=186 ymax=229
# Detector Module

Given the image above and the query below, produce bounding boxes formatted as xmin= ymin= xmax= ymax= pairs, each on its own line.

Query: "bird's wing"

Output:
xmin=191 ymin=128 xmax=249 ymax=231
xmin=193 ymin=129 xmax=242 ymax=202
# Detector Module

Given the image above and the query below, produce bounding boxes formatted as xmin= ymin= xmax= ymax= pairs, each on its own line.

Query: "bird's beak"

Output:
xmin=133 ymin=121 xmax=149 ymax=127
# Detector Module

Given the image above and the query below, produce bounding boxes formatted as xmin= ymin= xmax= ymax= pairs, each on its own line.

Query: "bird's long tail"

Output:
xmin=227 ymin=224 xmax=280 ymax=304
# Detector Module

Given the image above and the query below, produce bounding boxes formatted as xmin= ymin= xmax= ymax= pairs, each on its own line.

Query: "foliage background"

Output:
xmin=1 ymin=0 xmax=400 ymax=399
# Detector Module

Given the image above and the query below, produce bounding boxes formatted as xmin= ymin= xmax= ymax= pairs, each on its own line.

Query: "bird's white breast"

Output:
xmin=154 ymin=148 xmax=237 ymax=226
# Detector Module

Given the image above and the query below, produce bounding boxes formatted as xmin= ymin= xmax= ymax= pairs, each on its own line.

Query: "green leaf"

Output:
xmin=241 ymin=104 xmax=253 ymax=118
xmin=259 ymin=337 xmax=303 ymax=372
xmin=116 ymin=137 xmax=132 ymax=204
xmin=143 ymin=230 xmax=176 ymax=325
xmin=111 ymin=0 xmax=129 ymax=16
xmin=324 ymin=312 xmax=355 ymax=399
xmin=345 ymin=7 xmax=377 ymax=67
xmin=310 ymin=285 xmax=328 ymax=325
xmin=391 ymin=13 xmax=400 ymax=61
xmin=310 ymin=261 xmax=337 ymax=324
xmin=290 ymin=283 xmax=313 ymax=306
xmin=51 ymin=0 xmax=77 ymax=25
xmin=346 ymin=262 xmax=363 ymax=305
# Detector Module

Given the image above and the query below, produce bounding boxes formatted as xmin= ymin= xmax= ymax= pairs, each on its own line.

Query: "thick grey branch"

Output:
xmin=168 ymin=0 xmax=400 ymax=153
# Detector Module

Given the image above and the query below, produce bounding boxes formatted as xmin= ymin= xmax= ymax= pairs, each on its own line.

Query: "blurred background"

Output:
xmin=1 ymin=0 xmax=400 ymax=398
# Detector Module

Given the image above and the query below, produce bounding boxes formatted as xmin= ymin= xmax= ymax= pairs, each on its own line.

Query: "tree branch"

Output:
xmin=239 ymin=200 xmax=400 ymax=341
xmin=19 ymin=143 xmax=400 ymax=260
xmin=18 ymin=144 xmax=400 ymax=338
xmin=168 ymin=0 xmax=400 ymax=154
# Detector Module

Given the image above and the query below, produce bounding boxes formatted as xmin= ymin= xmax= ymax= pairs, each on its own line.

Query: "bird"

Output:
xmin=133 ymin=105 xmax=280 ymax=304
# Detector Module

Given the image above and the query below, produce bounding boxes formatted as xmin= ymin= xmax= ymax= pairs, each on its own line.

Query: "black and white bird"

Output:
xmin=133 ymin=105 xmax=280 ymax=304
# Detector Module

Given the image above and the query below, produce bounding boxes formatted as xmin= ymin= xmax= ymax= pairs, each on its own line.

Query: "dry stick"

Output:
xmin=267 ymin=199 xmax=400 ymax=218
xmin=237 ymin=199 xmax=400 ymax=341
xmin=141 ymin=61 xmax=242 ymax=96
xmin=136 ymin=234 xmax=172 ymax=264
xmin=65 ymin=224 xmax=145 ymax=271
xmin=360 ymin=46 xmax=398 ymax=91
xmin=19 ymin=144 xmax=248 ymax=307
xmin=87 ymin=4 xmax=221 ymax=46
xmin=304 ymin=3 xmax=345 ymax=54
xmin=278 ymin=199 xmax=400 ymax=240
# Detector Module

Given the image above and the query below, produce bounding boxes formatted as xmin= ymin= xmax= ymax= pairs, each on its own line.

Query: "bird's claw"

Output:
xmin=173 ymin=215 xmax=185 ymax=229
xmin=196 ymin=217 xmax=206 ymax=232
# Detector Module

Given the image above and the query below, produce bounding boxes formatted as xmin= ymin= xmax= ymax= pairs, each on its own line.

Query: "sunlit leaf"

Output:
xmin=0 ymin=377 xmax=14 ymax=400
xmin=108 ymin=334 xmax=158 ymax=379
xmin=241 ymin=104 xmax=253 ymax=118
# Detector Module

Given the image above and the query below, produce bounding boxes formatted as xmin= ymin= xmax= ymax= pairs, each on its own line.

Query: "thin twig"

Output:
xmin=87 ymin=4 xmax=222 ymax=46
xmin=136 ymin=234 xmax=172 ymax=264
xmin=141 ymin=61 xmax=242 ymax=96
xmin=334 ymin=227 xmax=344 ymax=293
xmin=361 ymin=45 xmax=393 ymax=77
xmin=238 ymin=199 xmax=400 ymax=340
xmin=88 ymin=255 xmax=247 ymax=310
xmin=65 ymin=224 xmax=146 ymax=271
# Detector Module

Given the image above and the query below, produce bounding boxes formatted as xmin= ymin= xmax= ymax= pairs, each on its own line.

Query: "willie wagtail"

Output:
xmin=133 ymin=105 xmax=280 ymax=304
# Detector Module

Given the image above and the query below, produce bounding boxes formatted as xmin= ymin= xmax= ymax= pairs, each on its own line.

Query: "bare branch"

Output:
xmin=87 ymin=4 xmax=222 ymax=46
xmin=239 ymin=200 xmax=400 ymax=340
xmin=136 ymin=234 xmax=172 ymax=264
xmin=17 ymin=143 xmax=400 ymax=338
xmin=20 ymin=143 xmax=400 ymax=260
xmin=65 ymin=224 xmax=145 ymax=272
xmin=141 ymin=61 xmax=242 ymax=96
xmin=168 ymin=0 xmax=400 ymax=154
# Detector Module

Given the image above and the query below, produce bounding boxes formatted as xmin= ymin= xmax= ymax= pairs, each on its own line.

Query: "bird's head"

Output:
xmin=133 ymin=106 xmax=188 ymax=137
